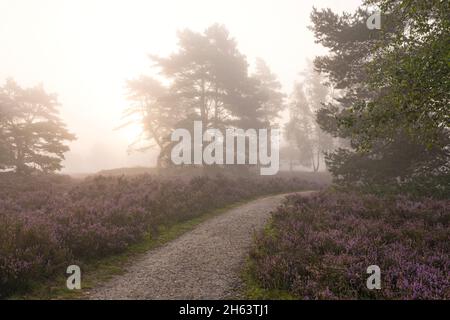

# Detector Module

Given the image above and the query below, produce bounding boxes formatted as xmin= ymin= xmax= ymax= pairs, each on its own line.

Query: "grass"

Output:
xmin=11 ymin=193 xmax=285 ymax=300
xmin=241 ymin=261 xmax=297 ymax=300
xmin=240 ymin=220 xmax=297 ymax=300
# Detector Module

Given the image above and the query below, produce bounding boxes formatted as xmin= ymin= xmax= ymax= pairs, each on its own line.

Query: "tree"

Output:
xmin=279 ymin=145 xmax=301 ymax=171
xmin=0 ymin=93 xmax=9 ymax=166
xmin=252 ymin=58 xmax=285 ymax=125
xmin=0 ymin=79 xmax=76 ymax=173
xmin=127 ymin=24 xmax=284 ymax=168
xmin=285 ymin=65 xmax=334 ymax=172
xmin=285 ymin=83 xmax=314 ymax=168
xmin=0 ymin=100 xmax=12 ymax=169
xmin=121 ymin=76 xmax=178 ymax=167
xmin=151 ymin=24 xmax=253 ymax=131
xmin=302 ymin=62 xmax=334 ymax=171
xmin=310 ymin=0 xmax=449 ymax=196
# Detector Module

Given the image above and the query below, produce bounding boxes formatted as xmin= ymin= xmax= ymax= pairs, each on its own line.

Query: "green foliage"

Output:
xmin=311 ymin=0 xmax=450 ymax=195
xmin=0 ymin=79 xmax=76 ymax=173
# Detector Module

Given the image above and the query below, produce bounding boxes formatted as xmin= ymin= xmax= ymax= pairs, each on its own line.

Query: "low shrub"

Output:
xmin=0 ymin=173 xmax=318 ymax=297
xmin=247 ymin=191 xmax=449 ymax=299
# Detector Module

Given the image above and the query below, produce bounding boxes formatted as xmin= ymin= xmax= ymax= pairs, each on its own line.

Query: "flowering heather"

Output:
xmin=0 ymin=173 xmax=317 ymax=297
xmin=248 ymin=191 xmax=449 ymax=299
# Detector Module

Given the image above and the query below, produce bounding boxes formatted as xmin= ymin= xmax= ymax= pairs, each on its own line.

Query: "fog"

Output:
xmin=0 ymin=0 xmax=361 ymax=173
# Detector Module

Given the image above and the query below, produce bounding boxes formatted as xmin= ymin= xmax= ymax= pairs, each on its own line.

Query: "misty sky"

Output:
xmin=0 ymin=0 xmax=361 ymax=173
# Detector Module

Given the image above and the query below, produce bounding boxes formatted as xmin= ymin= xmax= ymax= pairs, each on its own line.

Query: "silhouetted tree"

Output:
xmin=252 ymin=58 xmax=285 ymax=125
xmin=285 ymin=83 xmax=314 ymax=168
xmin=302 ymin=62 xmax=334 ymax=171
xmin=0 ymin=79 xmax=75 ymax=173
xmin=0 ymin=99 xmax=12 ymax=169
xmin=127 ymin=24 xmax=284 ymax=168
xmin=121 ymin=76 xmax=179 ymax=167
xmin=151 ymin=24 xmax=254 ymax=130
xmin=285 ymin=65 xmax=334 ymax=172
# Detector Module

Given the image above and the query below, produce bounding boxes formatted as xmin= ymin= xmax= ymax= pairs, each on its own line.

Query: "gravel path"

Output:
xmin=89 ymin=192 xmax=312 ymax=300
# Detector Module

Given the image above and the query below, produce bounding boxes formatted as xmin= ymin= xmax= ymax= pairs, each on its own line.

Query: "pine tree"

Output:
xmin=0 ymin=79 xmax=76 ymax=173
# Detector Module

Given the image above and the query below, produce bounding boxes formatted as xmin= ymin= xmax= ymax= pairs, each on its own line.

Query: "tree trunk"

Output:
xmin=311 ymin=150 xmax=320 ymax=172
xmin=315 ymin=150 xmax=320 ymax=172
xmin=200 ymin=77 xmax=207 ymax=125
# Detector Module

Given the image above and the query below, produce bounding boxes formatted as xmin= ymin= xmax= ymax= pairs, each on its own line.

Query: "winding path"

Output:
xmin=89 ymin=192 xmax=312 ymax=300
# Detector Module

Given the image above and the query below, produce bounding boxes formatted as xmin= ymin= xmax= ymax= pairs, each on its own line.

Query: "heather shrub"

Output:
xmin=0 ymin=214 xmax=70 ymax=297
xmin=0 ymin=173 xmax=318 ymax=297
xmin=248 ymin=191 xmax=450 ymax=299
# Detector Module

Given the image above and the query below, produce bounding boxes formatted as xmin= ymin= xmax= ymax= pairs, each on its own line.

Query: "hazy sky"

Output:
xmin=0 ymin=0 xmax=361 ymax=173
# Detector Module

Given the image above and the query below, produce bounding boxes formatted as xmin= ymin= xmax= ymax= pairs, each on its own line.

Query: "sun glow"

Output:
xmin=0 ymin=0 xmax=362 ymax=173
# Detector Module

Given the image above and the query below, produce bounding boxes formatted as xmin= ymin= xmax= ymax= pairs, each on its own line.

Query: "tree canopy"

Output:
xmin=0 ymin=79 xmax=75 ymax=173
xmin=310 ymin=0 xmax=449 ymax=196
xmin=125 ymin=24 xmax=285 ymax=167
